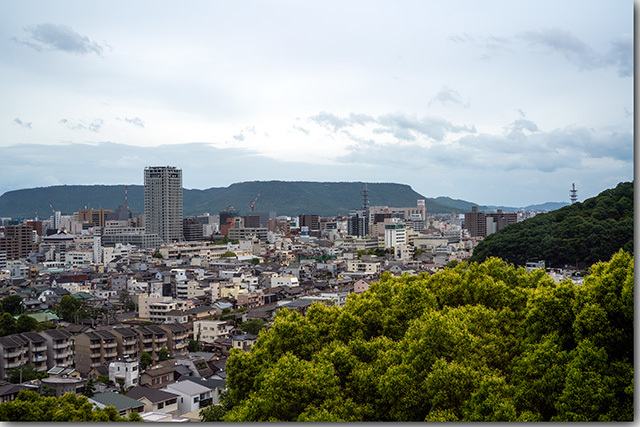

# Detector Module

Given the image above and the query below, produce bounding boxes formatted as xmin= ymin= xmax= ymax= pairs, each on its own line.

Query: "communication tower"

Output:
xmin=570 ymin=183 xmax=578 ymax=204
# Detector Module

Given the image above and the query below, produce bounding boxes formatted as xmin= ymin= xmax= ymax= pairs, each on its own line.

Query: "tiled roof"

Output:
xmin=90 ymin=392 xmax=145 ymax=411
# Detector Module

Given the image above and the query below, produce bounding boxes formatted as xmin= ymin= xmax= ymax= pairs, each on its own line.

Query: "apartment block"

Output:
xmin=0 ymin=225 xmax=36 ymax=261
xmin=137 ymin=325 xmax=169 ymax=363
xmin=40 ymin=329 xmax=74 ymax=369
xmin=111 ymin=327 xmax=140 ymax=360
xmin=158 ymin=323 xmax=190 ymax=357
xmin=75 ymin=330 xmax=119 ymax=375
xmin=0 ymin=336 xmax=29 ymax=380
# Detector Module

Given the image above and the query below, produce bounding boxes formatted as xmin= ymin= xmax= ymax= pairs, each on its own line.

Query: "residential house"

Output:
xmin=89 ymin=392 xmax=145 ymax=418
xmin=164 ymin=380 xmax=213 ymax=415
xmin=231 ymin=334 xmax=259 ymax=352
xmin=109 ymin=357 xmax=140 ymax=388
xmin=176 ymin=376 xmax=226 ymax=405
xmin=125 ymin=386 xmax=180 ymax=413
xmin=139 ymin=364 xmax=177 ymax=389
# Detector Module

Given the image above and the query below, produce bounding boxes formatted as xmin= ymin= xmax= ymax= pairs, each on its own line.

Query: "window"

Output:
xmin=157 ymin=402 xmax=164 ymax=409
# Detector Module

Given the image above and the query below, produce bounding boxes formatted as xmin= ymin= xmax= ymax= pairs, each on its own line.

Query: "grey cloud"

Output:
xmin=233 ymin=133 xmax=245 ymax=141
xmin=12 ymin=118 xmax=32 ymax=129
xmin=125 ymin=117 xmax=145 ymax=128
xmin=448 ymin=32 xmax=513 ymax=59
xmin=14 ymin=23 xmax=105 ymax=56
xmin=293 ymin=126 xmax=309 ymax=135
xmin=310 ymin=112 xmax=352 ymax=132
xmin=603 ymin=35 xmax=633 ymax=77
xmin=310 ymin=111 xmax=476 ymax=142
xmin=519 ymin=28 xmax=599 ymax=71
xmin=336 ymin=122 xmax=632 ymax=175
xmin=59 ymin=118 xmax=103 ymax=132
xmin=453 ymin=28 xmax=631 ymax=77
xmin=429 ymin=86 xmax=467 ymax=107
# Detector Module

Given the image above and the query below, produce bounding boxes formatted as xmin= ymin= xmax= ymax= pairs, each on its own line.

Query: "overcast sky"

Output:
xmin=1 ymin=0 xmax=633 ymax=207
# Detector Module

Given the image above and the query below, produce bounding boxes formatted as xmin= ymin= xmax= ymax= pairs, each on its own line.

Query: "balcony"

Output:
xmin=32 ymin=345 xmax=47 ymax=352
xmin=53 ymin=342 xmax=69 ymax=350
xmin=55 ymin=350 xmax=72 ymax=359
xmin=4 ymin=349 xmax=25 ymax=358
xmin=4 ymin=360 xmax=23 ymax=369
xmin=103 ymin=341 xmax=117 ymax=349
xmin=89 ymin=342 xmax=101 ymax=349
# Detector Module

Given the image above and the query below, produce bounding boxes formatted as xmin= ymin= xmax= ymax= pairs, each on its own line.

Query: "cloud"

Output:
xmin=428 ymin=86 xmax=467 ymax=107
xmin=59 ymin=118 xmax=103 ymax=132
xmin=124 ymin=117 xmax=145 ymax=128
xmin=519 ymin=28 xmax=600 ymax=71
xmin=12 ymin=118 xmax=32 ymax=129
xmin=310 ymin=111 xmax=476 ymax=143
xmin=335 ymin=120 xmax=632 ymax=175
xmin=292 ymin=126 xmax=309 ymax=135
xmin=451 ymin=28 xmax=632 ymax=77
xmin=13 ymin=23 xmax=105 ymax=56
xmin=603 ymin=35 xmax=633 ymax=77
xmin=233 ymin=133 xmax=245 ymax=141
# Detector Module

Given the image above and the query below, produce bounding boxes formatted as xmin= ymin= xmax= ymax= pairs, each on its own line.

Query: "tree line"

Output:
xmin=201 ymin=250 xmax=633 ymax=421
xmin=470 ymin=181 xmax=633 ymax=268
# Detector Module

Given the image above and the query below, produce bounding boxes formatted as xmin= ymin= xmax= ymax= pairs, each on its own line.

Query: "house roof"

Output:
xmin=126 ymin=386 xmax=179 ymax=403
xmin=165 ymin=380 xmax=211 ymax=396
xmin=177 ymin=376 xmax=226 ymax=390
xmin=90 ymin=392 xmax=145 ymax=411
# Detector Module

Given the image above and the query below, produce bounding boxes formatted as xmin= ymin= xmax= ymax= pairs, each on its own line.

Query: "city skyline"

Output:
xmin=0 ymin=1 xmax=633 ymax=207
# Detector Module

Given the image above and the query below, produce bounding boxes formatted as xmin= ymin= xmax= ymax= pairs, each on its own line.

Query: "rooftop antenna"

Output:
xmin=361 ymin=183 xmax=370 ymax=210
xmin=570 ymin=183 xmax=578 ymax=204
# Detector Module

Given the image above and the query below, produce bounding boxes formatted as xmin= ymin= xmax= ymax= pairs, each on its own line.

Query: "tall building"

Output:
xmin=144 ymin=166 xmax=183 ymax=243
xmin=464 ymin=206 xmax=486 ymax=238
xmin=0 ymin=225 xmax=36 ymax=260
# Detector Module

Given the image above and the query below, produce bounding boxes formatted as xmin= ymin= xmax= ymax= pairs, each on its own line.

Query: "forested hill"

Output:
xmin=0 ymin=181 xmax=466 ymax=218
xmin=470 ymin=181 xmax=633 ymax=268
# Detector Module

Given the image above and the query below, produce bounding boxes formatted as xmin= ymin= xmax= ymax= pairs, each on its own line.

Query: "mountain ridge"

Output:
xmin=0 ymin=181 xmax=567 ymax=219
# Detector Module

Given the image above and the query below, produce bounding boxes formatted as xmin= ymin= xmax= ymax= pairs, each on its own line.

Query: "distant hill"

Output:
xmin=0 ymin=181 xmax=471 ymax=219
xmin=470 ymin=181 xmax=634 ymax=268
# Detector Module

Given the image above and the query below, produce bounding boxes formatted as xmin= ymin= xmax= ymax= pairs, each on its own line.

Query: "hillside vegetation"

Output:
xmin=201 ymin=251 xmax=633 ymax=422
xmin=0 ymin=181 xmax=465 ymax=218
xmin=470 ymin=181 xmax=633 ymax=268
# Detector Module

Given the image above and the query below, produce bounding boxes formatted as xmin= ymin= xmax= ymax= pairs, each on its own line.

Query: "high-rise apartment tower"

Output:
xmin=144 ymin=166 xmax=183 ymax=243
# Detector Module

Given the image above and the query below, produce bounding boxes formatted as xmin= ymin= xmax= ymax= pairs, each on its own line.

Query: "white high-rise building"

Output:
xmin=144 ymin=166 xmax=183 ymax=243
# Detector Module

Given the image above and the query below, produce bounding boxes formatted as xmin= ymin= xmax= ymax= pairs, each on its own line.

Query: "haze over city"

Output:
xmin=1 ymin=0 xmax=633 ymax=207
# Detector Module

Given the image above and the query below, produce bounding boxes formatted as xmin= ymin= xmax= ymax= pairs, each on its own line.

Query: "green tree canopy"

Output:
xmin=57 ymin=295 xmax=81 ymax=323
xmin=1 ymin=295 xmax=23 ymax=316
xmin=203 ymin=251 xmax=633 ymax=422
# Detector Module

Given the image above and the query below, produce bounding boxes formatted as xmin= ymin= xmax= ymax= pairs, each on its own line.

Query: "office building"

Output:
xmin=144 ymin=166 xmax=183 ymax=243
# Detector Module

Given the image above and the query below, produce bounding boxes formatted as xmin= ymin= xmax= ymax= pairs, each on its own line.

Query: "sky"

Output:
xmin=0 ymin=0 xmax=634 ymax=207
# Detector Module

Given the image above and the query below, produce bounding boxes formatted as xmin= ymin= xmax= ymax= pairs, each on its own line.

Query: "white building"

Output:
xmin=109 ymin=357 xmax=140 ymax=388
xmin=194 ymin=320 xmax=230 ymax=345
xmin=384 ymin=219 xmax=407 ymax=249
xmin=164 ymin=380 xmax=212 ymax=415
xmin=270 ymin=275 xmax=299 ymax=288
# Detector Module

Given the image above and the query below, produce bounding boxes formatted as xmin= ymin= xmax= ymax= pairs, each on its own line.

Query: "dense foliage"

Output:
xmin=470 ymin=182 xmax=633 ymax=268
xmin=203 ymin=251 xmax=633 ymax=421
xmin=0 ymin=390 xmax=142 ymax=422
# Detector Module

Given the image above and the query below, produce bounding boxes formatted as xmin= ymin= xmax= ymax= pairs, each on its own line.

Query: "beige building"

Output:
xmin=75 ymin=330 xmax=119 ymax=375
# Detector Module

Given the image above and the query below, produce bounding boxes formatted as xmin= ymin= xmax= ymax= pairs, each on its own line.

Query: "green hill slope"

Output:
xmin=0 ymin=181 xmax=466 ymax=218
xmin=469 ymin=181 xmax=633 ymax=268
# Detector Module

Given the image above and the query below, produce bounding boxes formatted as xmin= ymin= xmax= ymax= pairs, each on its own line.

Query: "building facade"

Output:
xmin=144 ymin=166 xmax=183 ymax=243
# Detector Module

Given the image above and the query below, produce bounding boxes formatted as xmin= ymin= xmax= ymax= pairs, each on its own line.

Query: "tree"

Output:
xmin=158 ymin=347 xmax=171 ymax=362
xmin=81 ymin=380 xmax=95 ymax=397
xmin=0 ymin=312 xmax=16 ymax=336
xmin=57 ymin=295 xmax=81 ymax=323
xmin=240 ymin=319 xmax=267 ymax=335
xmin=187 ymin=339 xmax=199 ymax=352
xmin=1 ymin=295 xmax=23 ymax=316
xmin=221 ymin=251 xmax=237 ymax=258
xmin=216 ymin=252 xmax=633 ymax=422
xmin=16 ymin=314 xmax=39 ymax=333
xmin=140 ymin=352 xmax=153 ymax=370
xmin=0 ymin=390 xmax=142 ymax=422
xmin=6 ymin=364 xmax=47 ymax=384
xmin=96 ymin=375 xmax=112 ymax=386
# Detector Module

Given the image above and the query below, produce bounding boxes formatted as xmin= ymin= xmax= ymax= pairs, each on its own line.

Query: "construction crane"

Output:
xmin=249 ymin=191 xmax=263 ymax=211
xmin=48 ymin=202 xmax=56 ymax=214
